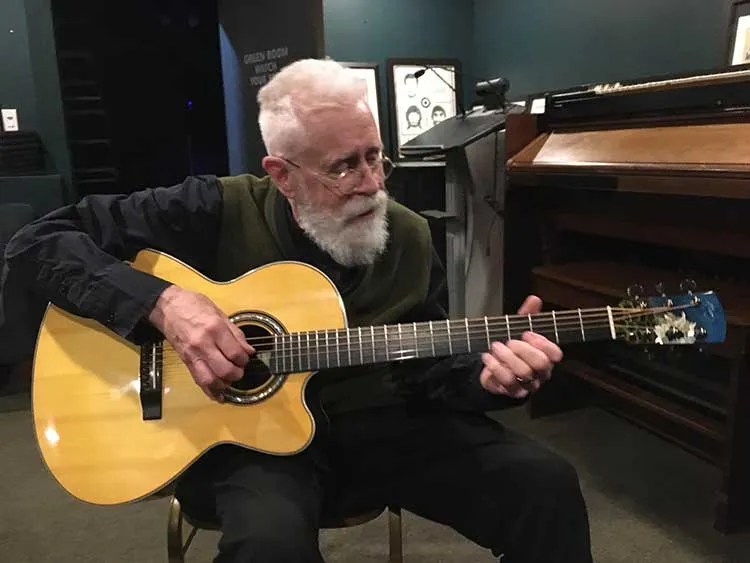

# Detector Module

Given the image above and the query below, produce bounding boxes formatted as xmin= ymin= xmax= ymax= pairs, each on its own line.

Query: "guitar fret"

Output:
xmin=283 ymin=334 xmax=287 ymax=373
xmin=347 ymin=328 xmax=351 ymax=366
xmin=506 ymin=314 xmax=511 ymax=340
xmin=413 ymin=322 xmax=419 ymax=358
xmin=289 ymin=333 xmax=293 ymax=372
xmin=528 ymin=314 xmax=533 ymax=333
xmin=484 ymin=316 xmax=490 ymax=349
xmin=384 ymin=325 xmax=389 ymax=361
xmin=398 ymin=323 xmax=403 ymax=358
xmin=273 ymin=334 xmax=278 ymax=373
xmin=306 ymin=332 xmax=310 ymax=371
xmin=358 ymin=327 xmax=364 ymax=365
xmin=429 ymin=321 xmax=436 ymax=356
xmin=607 ymin=306 xmax=616 ymax=340
xmin=552 ymin=311 xmax=559 ymax=343
xmin=298 ymin=333 xmax=303 ymax=371
xmin=465 ymin=318 xmax=471 ymax=352
xmin=290 ymin=333 xmax=295 ymax=372
xmin=447 ymin=320 xmax=453 ymax=355
xmin=578 ymin=308 xmax=586 ymax=342
xmin=325 ymin=331 xmax=329 ymax=368
xmin=296 ymin=333 xmax=301 ymax=372
xmin=315 ymin=330 xmax=320 ymax=368
xmin=371 ymin=326 xmax=376 ymax=362
xmin=335 ymin=330 xmax=341 ymax=367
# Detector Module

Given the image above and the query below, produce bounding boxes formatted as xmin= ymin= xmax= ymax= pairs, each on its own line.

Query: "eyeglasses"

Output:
xmin=281 ymin=152 xmax=394 ymax=195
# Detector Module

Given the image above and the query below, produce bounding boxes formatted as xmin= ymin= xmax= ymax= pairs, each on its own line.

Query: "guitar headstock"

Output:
xmin=617 ymin=281 xmax=726 ymax=345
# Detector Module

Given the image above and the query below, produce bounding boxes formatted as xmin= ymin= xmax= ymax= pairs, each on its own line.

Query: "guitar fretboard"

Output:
xmin=269 ymin=309 xmax=617 ymax=374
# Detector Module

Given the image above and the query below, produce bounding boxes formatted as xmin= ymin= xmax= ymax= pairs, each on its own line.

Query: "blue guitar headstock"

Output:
xmin=617 ymin=281 xmax=726 ymax=345
xmin=641 ymin=279 xmax=727 ymax=344
xmin=647 ymin=290 xmax=726 ymax=344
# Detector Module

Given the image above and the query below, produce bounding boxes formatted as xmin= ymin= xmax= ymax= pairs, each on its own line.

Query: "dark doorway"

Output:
xmin=51 ymin=0 xmax=228 ymax=197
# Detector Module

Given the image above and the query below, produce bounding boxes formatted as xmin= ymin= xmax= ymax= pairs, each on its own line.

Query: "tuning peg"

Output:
xmin=680 ymin=278 xmax=697 ymax=294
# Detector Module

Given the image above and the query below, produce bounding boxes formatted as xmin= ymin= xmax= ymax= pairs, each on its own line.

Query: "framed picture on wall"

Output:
xmin=340 ymin=62 xmax=383 ymax=139
xmin=386 ymin=57 xmax=462 ymax=160
xmin=728 ymin=0 xmax=750 ymax=65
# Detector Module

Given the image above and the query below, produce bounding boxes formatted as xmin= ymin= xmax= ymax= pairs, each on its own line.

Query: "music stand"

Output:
xmin=400 ymin=107 xmax=507 ymax=318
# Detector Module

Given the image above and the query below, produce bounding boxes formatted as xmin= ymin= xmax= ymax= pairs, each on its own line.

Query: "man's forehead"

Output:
xmin=301 ymin=105 xmax=380 ymax=160
xmin=305 ymin=101 xmax=373 ymax=126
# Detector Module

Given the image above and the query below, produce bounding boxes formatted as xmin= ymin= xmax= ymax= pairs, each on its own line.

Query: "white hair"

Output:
xmin=257 ymin=58 xmax=369 ymax=157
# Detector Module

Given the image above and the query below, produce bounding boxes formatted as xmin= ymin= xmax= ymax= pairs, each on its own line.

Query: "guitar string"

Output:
xmin=157 ymin=312 xmax=658 ymax=367
xmin=158 ymin=320 xmax=636 ymax=370
xmin=155 ymin=308 xmax=684 ymax=365
xmin=234 ymin=305 xmax=687 ymax=346
xmin=158 ymin=319 xmax=670 ymax=371
xmin=157 ymin=322 xmax=672 ymax=376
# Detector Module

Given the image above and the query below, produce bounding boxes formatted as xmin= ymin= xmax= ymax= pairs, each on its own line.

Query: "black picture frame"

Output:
xmin=727 ymin=0 xmax=750 ymax=65
xmin=339 ymin=61 xmax=384 ymax=141
xmin=386 ymin=57 xmax=462 ymax=160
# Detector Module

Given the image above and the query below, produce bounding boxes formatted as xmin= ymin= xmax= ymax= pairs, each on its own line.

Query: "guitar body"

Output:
xmin=32 ymin=249 xmax=348 ymax=505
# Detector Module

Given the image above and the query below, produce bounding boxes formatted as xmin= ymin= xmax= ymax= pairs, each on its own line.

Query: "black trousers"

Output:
xmin=176 ymin=404 xmax=592 ymax=563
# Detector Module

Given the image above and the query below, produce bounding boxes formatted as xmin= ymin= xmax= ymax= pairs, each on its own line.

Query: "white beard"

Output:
xmin=295 ymin=190 xmax=390 ymax=267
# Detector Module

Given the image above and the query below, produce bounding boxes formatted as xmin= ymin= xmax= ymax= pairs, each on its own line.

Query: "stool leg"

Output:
xmin=388 ymin=507 xmax=403 ymax=563
xmin=167 ymin=496 xmax=185 ymax=563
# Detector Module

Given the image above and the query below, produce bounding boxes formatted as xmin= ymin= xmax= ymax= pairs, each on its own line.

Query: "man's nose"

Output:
xmin=353 ymin=166 xmax=382 ymax=195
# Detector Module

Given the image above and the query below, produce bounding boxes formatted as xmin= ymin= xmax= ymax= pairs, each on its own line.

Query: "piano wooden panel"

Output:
xmin=509 ymin=121 xmax=750 ymax=177
xmin=504 ymin=69 xmax=750 ymax=534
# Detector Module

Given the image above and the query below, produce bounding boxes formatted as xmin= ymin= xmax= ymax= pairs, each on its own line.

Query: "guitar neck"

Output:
xmin=269 ymin=307 xmax=619 ymax=374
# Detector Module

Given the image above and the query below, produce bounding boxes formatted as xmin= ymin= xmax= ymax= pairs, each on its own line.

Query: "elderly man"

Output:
xmin=2 ymin=58 xmax=592 ymax=562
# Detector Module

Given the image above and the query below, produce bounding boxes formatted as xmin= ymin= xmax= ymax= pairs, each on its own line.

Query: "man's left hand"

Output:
xmin=479 ymin=295 xmax=563 ymax=399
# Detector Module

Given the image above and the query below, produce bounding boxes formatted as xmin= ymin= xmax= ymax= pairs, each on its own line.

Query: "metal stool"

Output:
xmin=166 ymin=494 xmax=403 ymax=562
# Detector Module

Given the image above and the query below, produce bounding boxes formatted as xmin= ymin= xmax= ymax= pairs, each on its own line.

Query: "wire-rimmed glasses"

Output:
xmin=281 ymin=152 xmax=394 ymax=194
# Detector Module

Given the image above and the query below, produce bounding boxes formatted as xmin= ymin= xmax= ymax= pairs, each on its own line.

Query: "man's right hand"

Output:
xmin=148 ymin=285 xmax=255 ymax=402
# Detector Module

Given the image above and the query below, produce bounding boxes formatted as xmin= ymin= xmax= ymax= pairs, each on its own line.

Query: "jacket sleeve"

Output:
xmin=1 ymin=175 xmax=223 ymax=346
xmin=393 ymin=247 xmax=524 ymax=412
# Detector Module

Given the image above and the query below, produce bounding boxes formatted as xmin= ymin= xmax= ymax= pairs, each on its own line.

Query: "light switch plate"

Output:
xmin=2 ymin=109 xmax=19 ymax=132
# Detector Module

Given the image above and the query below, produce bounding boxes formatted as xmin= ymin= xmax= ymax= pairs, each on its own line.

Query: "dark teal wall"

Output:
xmin=473 ymin=0 xmax=732 ymax=99
xmin=323 ymin=0 xmax=475 ymax=152
xmin=0 ymin=0 xmax=72 ymax=199
xmin=3 ymin=0 xmax=732 ymax=196
xmin=0 ymin=0 xmax=38 ymax=129
xmin=24 ymin=0 xmax=72 ymax=198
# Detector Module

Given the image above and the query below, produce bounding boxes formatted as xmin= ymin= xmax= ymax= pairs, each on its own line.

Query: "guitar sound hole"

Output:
xmin=234 ymin=324 xmax=274 ymax=391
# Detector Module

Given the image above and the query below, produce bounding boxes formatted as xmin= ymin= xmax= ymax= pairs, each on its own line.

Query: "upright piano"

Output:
xmin=503 ymin=65 xmax=750 ymax=533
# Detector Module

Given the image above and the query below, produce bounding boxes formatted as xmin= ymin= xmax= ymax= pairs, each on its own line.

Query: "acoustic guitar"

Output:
xmin=31 ymin=249 xmax=726 ymax=505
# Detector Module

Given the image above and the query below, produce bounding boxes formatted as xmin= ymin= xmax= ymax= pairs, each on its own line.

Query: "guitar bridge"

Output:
xmin=139 ymin=341 xmax=163 ymax=420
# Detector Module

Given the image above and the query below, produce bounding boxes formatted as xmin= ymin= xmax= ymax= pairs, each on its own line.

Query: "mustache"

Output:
xmin=341 ymin=191 xmax=388 ymax=218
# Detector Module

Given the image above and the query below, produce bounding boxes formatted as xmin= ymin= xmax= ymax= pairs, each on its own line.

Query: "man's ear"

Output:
xmin=262 ymin=156 xmax=296 ymax=199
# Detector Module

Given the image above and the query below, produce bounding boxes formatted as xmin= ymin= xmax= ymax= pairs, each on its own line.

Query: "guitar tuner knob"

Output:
xmin=680 ymin=279 xmax=697 ymax=294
